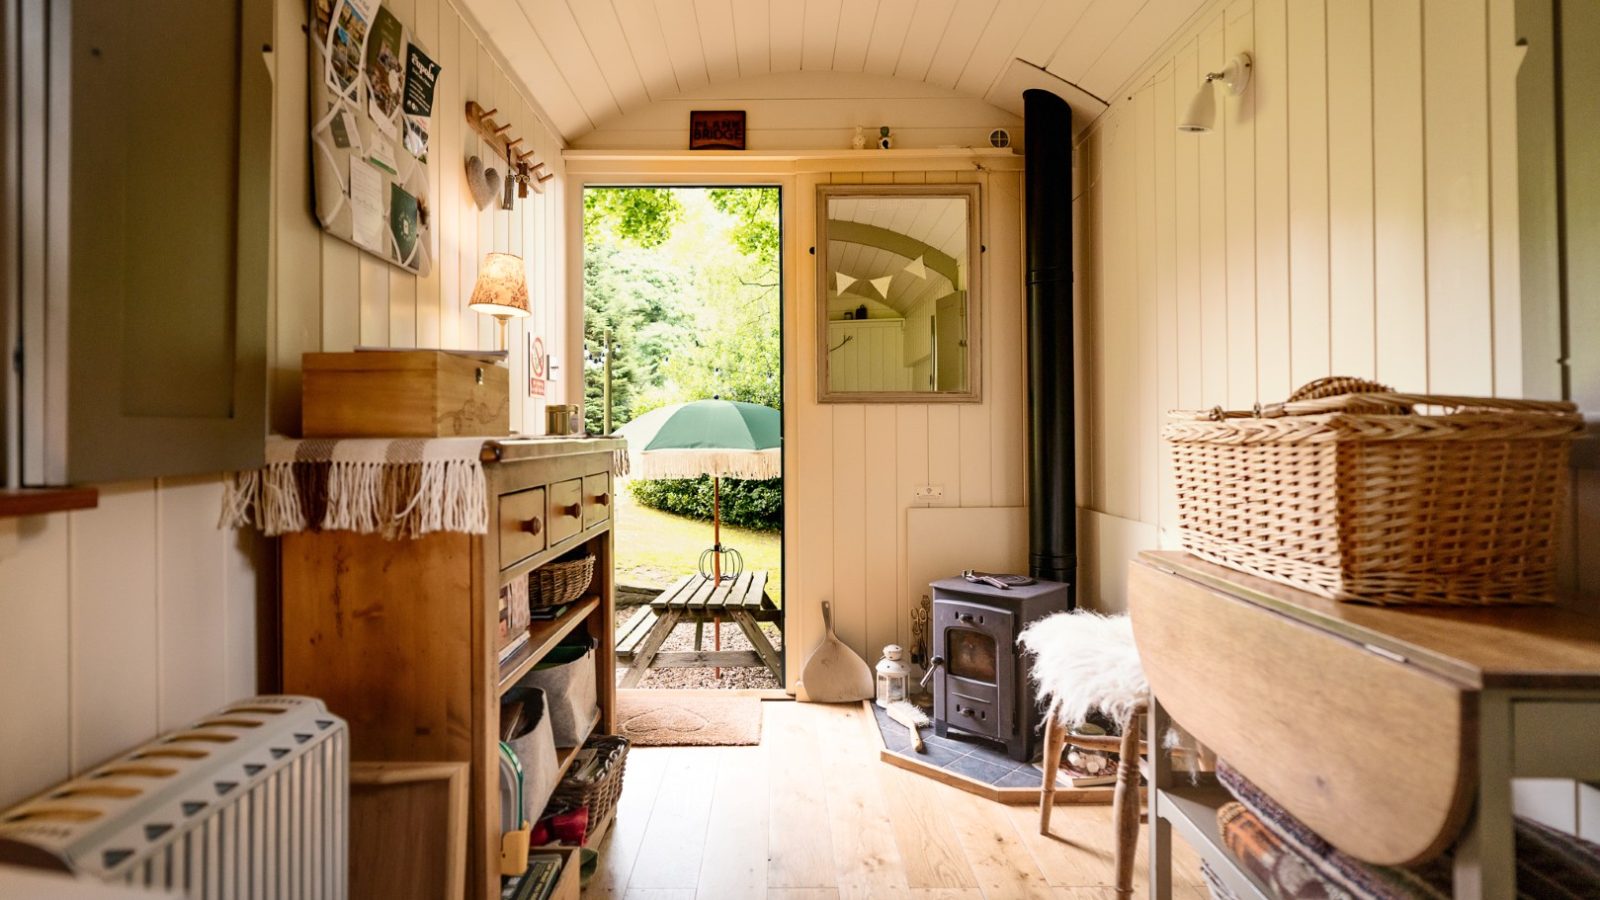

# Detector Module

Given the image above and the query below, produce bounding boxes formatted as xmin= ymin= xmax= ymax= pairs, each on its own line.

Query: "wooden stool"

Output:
xmin=1039 ymin=700 xmax=1148 ymax=898
xmin=1019 ymin=610 xmax=1152 ymax=899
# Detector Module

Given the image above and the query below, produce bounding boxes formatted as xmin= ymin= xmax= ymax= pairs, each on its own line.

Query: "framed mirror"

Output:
xmin=816 ymin=184 xmax=982 ymax=402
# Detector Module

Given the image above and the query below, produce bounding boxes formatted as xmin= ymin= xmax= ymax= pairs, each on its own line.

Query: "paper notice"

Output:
xmin=367 ymin=134 xmax=398 ymax=175
xmin=403 ymin=43 xmax=440 ymax=116
xmin=350 ymin=159 xmax=386 ymax=252
xmin=365 ymin=6 xmax=404 ymax=137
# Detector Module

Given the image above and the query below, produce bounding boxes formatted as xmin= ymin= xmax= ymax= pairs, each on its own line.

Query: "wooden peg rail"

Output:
xmin=465 ymin=100 xmax=555 ymax=194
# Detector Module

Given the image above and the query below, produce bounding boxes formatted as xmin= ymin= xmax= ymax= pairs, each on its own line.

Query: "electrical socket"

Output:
xmin=914 ymin=484 xmax=944 ymax=500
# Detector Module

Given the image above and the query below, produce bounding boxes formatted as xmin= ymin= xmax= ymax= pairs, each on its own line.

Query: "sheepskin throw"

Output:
xmin=1017 ymin=611 xmax=1148 ymax=729
xmin=220 ymin=436 xmax=489 ymax=539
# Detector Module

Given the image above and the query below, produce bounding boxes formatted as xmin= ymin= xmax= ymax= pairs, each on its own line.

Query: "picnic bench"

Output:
xmin=615 ymin=570 xmax=782 ymax=687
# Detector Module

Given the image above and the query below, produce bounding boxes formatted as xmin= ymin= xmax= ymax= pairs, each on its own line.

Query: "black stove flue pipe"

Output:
xmin=1023 ymin=88 xmax=1077 ymax=597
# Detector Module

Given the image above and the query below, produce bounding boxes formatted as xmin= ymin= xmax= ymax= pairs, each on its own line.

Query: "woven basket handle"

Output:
xmin=1169 ymin=376 xmax=1578 ymax=421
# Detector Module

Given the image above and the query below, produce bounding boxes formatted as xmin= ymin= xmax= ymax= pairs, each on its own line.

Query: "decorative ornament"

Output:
xmin=852 ymin=126 xmax=866 ymax=150
xmin=465 ymin=156 xmax=499 ymax=210
xmin=870 ymin=275 xmax=893 ymax=298
xmin=877 ymin=125 xmax=893 ymax=150
xmin=902 ymin=254 xmax=926 ymax=279
xmin=835 ymin=272 xmax=857 ymax=295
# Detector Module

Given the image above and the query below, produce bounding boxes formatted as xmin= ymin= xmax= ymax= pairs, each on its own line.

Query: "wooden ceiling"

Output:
xmin=457 ymin=0 xmax=1212 ymax=142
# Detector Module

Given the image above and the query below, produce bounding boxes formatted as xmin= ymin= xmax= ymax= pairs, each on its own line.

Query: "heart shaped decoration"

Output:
xmin=465 ymin=156 xmax=500 ymax=211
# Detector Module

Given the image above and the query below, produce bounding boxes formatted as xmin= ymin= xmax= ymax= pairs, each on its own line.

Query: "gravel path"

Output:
xmin=613 ymin=605 xmax=784 ymax=690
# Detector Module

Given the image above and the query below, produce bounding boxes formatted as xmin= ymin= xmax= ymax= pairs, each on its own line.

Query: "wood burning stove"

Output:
xmin=926 ymin=576 xmax=1070 ymax=761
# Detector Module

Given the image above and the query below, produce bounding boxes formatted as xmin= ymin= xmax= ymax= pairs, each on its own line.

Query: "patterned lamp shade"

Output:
xmin=468 ymin=252 xmax=531 ymax=318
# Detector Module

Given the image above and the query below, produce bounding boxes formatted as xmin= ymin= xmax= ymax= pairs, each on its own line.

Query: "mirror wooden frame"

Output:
xmin=815 ymin=183 xmax=983 ymax=403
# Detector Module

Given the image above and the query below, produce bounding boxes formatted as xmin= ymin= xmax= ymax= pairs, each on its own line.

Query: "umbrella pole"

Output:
xmin=714 ymin=476 xmax=722 ymax=678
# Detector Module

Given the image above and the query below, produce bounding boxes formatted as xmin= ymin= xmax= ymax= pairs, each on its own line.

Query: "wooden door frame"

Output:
xmin=563 ymin=165 xmax=795 ymax=687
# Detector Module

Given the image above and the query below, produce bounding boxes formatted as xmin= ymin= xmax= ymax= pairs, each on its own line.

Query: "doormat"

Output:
xmin=615 ymin=690 xmax=762 ymax=746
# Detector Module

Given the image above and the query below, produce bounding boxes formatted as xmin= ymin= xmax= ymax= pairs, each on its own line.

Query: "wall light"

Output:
xmin=1178 ymin=52 xmax=1252 ymax=134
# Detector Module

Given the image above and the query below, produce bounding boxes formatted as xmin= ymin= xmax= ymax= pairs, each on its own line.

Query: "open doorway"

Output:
xmin=582 ymin=186 xmax=784 ymax=692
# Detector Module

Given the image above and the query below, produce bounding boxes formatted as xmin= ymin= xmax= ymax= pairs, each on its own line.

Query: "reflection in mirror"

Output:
xmin=817 ymin=185 xmax=981 ymax=402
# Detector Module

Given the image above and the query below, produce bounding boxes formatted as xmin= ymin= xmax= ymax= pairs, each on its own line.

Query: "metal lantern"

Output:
xmin=875 ymin=644 xmax=910 ymax=708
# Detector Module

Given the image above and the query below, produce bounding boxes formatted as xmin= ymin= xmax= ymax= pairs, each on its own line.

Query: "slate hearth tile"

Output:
xmin=995 ymin=766 xmax=1048 ymax=789
xmin=899 ymin=738 xmax=969 ymax=768
xmin=948 ymin=753 xmax=1016 ymax=785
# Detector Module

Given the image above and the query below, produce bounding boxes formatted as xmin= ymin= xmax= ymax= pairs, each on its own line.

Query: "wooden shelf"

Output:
xmin=0 ymin=487 xmax=98 ymax=518
xmin=497 ymin=596 xmax=601 ymax=694
xmin=1155 ymin=782 xmax=1272 ymax=900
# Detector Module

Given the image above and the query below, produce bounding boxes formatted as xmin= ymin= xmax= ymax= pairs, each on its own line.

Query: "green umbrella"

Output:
xmin=615 ymin=399 xmax=781 ymax=481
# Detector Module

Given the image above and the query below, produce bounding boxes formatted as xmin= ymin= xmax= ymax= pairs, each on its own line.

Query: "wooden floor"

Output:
xmin=586 ymin=699 xmax=1209 ymax=899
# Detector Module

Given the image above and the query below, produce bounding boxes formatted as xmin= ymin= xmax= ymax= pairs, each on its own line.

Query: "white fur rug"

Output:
xmin=1017 ymin=611 xmax=1148 ymax=729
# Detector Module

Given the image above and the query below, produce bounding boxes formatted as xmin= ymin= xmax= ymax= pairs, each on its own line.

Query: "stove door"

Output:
xmin=932 ymin=601 xmax=1016 ymax=742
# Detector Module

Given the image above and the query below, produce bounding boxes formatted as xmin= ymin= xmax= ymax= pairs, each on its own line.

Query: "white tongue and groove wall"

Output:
xmin=1074 ymin=0 xmax=1600 ymax=840
xmin=1073 ymin=0 xmax=1533 ymax=611
xmin=0 ymin=0 xmax=569 ymax=811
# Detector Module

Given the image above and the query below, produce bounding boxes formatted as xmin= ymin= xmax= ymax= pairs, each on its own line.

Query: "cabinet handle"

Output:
xmin=521 ymin=517 xmax=542 ymax=536
xmin=559 ymin=503 xmax=581 ymax=518
xmin=595 ymin=492 xmax=610 ymax=506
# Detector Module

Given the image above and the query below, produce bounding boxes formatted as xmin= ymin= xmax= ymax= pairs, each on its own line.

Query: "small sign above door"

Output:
xmin=689 ymin=110 xmax=746 ymax=150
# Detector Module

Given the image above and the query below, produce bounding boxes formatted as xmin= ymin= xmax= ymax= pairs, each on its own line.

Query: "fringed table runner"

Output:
xmin=221 ymin=436 xmax=489 ymax=539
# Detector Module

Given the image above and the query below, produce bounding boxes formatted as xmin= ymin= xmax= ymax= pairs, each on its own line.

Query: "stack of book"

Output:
xmin=501 ymin=852 xmax=564 ymax=900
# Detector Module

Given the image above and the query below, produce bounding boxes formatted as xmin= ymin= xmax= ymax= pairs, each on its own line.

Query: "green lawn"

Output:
xmin=613 ymin=489 xmax=782 ymax=607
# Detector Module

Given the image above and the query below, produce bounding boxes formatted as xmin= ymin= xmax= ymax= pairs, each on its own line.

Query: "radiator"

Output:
xmin=0 ymin=696 xmax=347 ymax=899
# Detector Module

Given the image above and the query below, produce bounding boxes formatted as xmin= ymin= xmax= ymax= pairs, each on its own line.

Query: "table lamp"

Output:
xmin=468 ymin=252 xmax=530 ymax=350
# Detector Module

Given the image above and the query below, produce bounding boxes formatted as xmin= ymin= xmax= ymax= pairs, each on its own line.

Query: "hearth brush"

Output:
xmin=887 ymin=700 xmax=930 ymax=753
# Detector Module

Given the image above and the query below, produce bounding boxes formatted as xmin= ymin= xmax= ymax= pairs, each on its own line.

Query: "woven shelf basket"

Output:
xmin=544 ymin=735 xmax=629 ymax=842
xmin=529 ymin=554 xmax=596 ymax=610
xmin=1164 ymin=377 xmax=1582 ymax=606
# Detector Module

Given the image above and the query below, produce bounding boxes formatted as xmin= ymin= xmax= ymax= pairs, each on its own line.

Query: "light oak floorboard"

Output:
xmin=589 ymin=701 xmax=1208 ymax=899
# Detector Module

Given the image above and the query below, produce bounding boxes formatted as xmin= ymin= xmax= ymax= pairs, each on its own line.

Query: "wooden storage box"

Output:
xmin=302 ymin=350 xmax=510 ymax=437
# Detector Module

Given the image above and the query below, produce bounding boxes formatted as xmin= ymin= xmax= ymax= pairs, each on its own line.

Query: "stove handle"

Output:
xmin=919 ymin=656 xmax=944 ymax=689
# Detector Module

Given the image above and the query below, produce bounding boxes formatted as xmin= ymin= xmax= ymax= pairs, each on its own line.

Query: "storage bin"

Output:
xmin=514 ymin=636 xmax=599 ymax=747
xmin=501 ymin=687 xmax=560 ymax=830
xmin=529 ymin=554 xmax=596 ymax=610
xmin=544 ymin=736 xmax=631 ymax=844
xmin=1164 ymin=377 xmax=1583 ymax=606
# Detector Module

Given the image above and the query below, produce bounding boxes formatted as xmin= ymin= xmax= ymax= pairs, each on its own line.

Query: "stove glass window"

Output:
xmin=948 ymin=628 xmax=997 ymax=683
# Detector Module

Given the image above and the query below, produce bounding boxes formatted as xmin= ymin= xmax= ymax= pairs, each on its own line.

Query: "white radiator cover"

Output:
xmin=0 ymin=696 xmax=348 ymax=899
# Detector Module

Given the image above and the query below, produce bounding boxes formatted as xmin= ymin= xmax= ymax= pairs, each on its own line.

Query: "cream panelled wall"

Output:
xmin=1074 ymin=0 xmax=1527 ymax=612
xmin=565 ymin=149 xmax=1027 ymax=686
xmin=792 ymin=162 xmax=1027 ymax=689
xmin=0 ymin=0 xmax=570 ymax=809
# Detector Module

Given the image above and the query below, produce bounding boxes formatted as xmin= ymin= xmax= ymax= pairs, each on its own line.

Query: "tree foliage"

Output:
xmin=584 ymin=187 xmax=784 ymax=529
xmin=582 ymin=187 xmax=683 ymax=248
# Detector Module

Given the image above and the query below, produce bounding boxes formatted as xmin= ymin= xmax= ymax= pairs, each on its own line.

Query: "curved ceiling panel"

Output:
xmin=455 ymin=0 xmax=1211 ymax=142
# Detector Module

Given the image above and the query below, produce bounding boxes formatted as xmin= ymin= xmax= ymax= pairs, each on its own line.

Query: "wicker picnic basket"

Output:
xmin=528 ymin=553 xmax=596 ymax=610
xmin=1163 ymin=377 xmax=1583 ymax=606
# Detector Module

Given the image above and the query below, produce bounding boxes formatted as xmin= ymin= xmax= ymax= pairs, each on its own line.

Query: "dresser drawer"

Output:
xmin=548 ymin=478 xmax=584 ymax=545
xmin=583 ymin=473 xmax=611 ymax=529
xmin=498 ymin=487 xmax=546 ymax=569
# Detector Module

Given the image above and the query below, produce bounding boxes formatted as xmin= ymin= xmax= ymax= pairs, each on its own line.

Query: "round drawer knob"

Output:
xmin=521 ymin=517 xmax=542 ymax=536
xmin=560 ymin=503 xmax=581 ymax=517
xmin=596 ymin=492 xmax=610 ymax=506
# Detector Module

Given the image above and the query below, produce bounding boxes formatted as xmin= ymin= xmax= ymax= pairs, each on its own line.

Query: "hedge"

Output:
xmin=628 ymin=476 xmax=782 ymax=532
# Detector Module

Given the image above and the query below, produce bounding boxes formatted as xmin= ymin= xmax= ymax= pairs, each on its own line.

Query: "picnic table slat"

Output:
xmin=720 ymin=572 xmax=753 ymax=610
xmin=743 ymin=571 xmax=769 ymax=609
xmin=699 ymin=579 xmax=734 ymax=611
xmin=652 ymin=574 xmax=697 ymax=609
xmin=615 ymin=608 xmax=658 ymax=655
xmin=679 ymin=576 xmax=717 ymax=609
